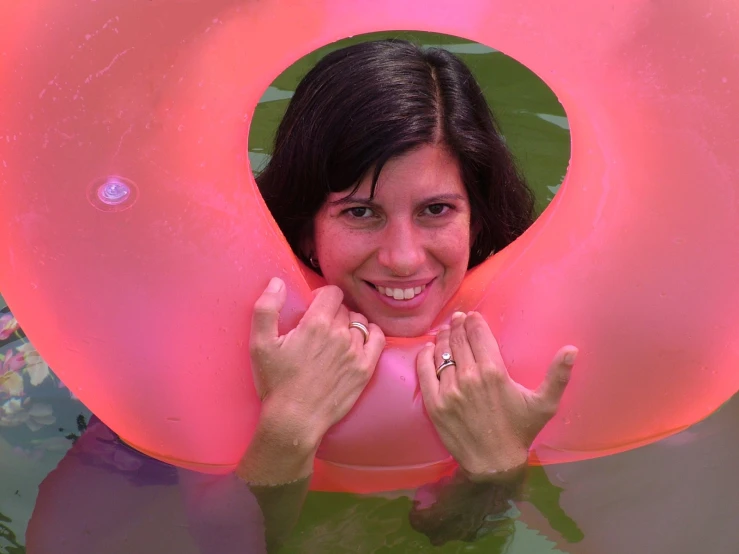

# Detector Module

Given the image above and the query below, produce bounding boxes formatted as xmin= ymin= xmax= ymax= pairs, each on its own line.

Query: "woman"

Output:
xmin=238 ymin=39 xmax=577 ymax=549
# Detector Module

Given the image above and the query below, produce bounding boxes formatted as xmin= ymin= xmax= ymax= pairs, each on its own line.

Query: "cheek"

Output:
xmin=433 ymin=223 xmax=472 ymax=272
xmin=316 ymin=227 xmax=368 ymax=275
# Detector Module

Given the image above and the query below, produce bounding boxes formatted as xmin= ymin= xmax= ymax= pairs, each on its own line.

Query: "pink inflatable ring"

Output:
xmin=1 ymin=0 xmax=738 ymax=492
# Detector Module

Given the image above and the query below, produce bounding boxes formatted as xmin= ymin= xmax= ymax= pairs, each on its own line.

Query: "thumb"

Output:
xmin=251 ymin=277 xmax=287 ymax=345
xmin=535 ymin=346 xmax=578 ymax=408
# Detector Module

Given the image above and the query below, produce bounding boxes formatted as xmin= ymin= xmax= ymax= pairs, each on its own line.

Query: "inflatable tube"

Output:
xmin=2 ymin=0 xmax=739 ymax=493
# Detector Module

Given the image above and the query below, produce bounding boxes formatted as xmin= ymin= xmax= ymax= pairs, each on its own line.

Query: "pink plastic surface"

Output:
xmin=1 ymin=0 xmax=739 ymax=493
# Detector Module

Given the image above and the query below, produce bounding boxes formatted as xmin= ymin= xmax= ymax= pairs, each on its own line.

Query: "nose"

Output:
xmin=376 ymin=219 xmax=426 ymax=276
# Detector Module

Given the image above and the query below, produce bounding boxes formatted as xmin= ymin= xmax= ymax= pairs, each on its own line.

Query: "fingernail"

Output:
xmin=563 ymin=350 xmax=578 ymax=365
xmin=267 ymin=277 xmax=283 ymax=293
xmin=425 ymin=342 xmax=435 ymax=349
xmin=452 ymin=311 xmax=465 ymax=320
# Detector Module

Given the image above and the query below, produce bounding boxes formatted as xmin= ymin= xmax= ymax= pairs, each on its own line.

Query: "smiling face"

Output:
xmin=308 ymin=144 xmax=472 ymax=337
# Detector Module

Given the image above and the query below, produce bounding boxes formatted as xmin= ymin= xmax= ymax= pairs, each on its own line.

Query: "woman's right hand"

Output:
xmin=237 ymin=277 xmax=385 ymax=485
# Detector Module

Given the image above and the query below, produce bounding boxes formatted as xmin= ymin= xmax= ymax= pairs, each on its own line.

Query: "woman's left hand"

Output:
xmin=417 ymin=311 xmax=578 ymax=476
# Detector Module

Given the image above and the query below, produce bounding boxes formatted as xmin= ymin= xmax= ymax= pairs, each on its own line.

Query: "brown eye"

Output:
xmin=345 ymin=207 xmax=374 ymax=218
xmin=425 ymin=203 xmax=449 ymax=216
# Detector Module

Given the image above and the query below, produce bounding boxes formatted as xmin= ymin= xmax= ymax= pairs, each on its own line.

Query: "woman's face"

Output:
xmin=309 ymin=144 xmax=472 ymax=337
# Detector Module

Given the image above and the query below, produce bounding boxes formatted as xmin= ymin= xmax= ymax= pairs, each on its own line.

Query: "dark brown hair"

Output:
xmin=257 ymin=39 xmax=535 ymax=269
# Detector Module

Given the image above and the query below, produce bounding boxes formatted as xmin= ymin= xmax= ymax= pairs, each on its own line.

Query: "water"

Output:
xmin=2 ymin=32 xmax=737 ymax=553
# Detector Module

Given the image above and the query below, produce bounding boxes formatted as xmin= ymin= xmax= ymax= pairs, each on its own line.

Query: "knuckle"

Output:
xmin=552 ymin=368 xmax=572 ymax=387
xmin=428 ymin=398 xmax=447 ymax=416
xmin=368 ymin=322 xmax=385 ymax=339
xmin=349 ymin=361 xmax=373 ymax=384
xmin=248 ymin=339 xmax=268 ymax=359
xmin=348 ymin=311 xmax=368 ymax=325
xmin=457 ymin=367 xmax=482 ymax=387
xmin=448 ymin=333 xmax=466 ymax=349
xmin=480 ymin=363 xmax=505 ymax=382
xmin=304 ymin=313 xmax=332 ymax=334
xmin=360 ymin=362 xmax=375 ymax=378
xmin=436 ymin=388 xmax=464 ymax=412
xmin=252 ymin=296 xmax=275 ymax=317
xmin=332 ymin=325 xmax=351 ymax=341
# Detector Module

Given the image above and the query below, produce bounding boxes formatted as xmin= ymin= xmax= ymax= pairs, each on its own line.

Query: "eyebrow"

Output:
xmin=328 ymin=192 xmax=467 ymax=206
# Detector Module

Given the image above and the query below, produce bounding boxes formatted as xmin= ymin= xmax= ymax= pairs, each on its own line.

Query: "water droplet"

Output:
xmin=563 ymin=417 xmax=571 ymax=425
xmin=98 ymin=179 xmax=130 ymax=205
xmin=87 ymin=176 xmax=138 ymax=212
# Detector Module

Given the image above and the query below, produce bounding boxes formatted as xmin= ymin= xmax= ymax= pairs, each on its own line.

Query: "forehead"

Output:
xmin=329 ymin=144 xmax=467 ymax=203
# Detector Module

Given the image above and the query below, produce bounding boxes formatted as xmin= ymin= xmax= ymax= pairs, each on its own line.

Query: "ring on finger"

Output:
xmin=348 ymin=321 xmax=369 ymax=345
xmin=436 ymin=352 xmax=456 ymax=379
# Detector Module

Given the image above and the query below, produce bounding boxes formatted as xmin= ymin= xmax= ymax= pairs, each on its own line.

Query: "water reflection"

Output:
xmin=25 ymin=417 xmax=267 ymax=553
xmin=20 ymin=393 xmax=739 ymax=553
xmin=524 ymin=393 xmax=739 ymax=554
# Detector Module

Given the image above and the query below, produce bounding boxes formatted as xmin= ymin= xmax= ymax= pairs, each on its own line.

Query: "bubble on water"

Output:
xmin=87 ymin=176 xmax=139 ymax=212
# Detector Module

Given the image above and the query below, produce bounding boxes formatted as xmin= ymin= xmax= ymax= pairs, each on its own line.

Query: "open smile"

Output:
xmin=362 ymin=278 xmax=436 ymax=308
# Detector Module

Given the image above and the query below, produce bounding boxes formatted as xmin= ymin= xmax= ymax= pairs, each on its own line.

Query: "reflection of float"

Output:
xmin=1 ymin=0 xmax=738 ymax=493
xmin=26 ymin=418 xmax=266 ymax=554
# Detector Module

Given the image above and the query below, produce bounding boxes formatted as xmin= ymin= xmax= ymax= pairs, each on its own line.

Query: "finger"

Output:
xmin=535 ymin=346 xmax=578 ymax=407
xmin=448 ymin=312 xmax=476 ymax=378
xmin=334 ymin=304 xmax=351 ymax=327
xmin=251 ymin=277 xmax=287 ymax=345
xmin=362 ymin=323 xmax=386 ymax=368
xmin=465 ymin=312 xmax=505 ymax=363
xmin=416 ymin=342 xmax=439 ymax=401
xmin=433 ymin=324 xmax=455 ymax=386
xmin=347 ymin=311 xmax=370 ymax=347
xmin=464 ymin=311 xmax=507 ymax=379
xmin=299 ymin=285 xmax=344 ymax=329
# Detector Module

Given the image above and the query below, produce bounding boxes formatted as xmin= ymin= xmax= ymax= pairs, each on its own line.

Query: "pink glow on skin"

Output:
xmin=308 ymin=145 xmax=472 ymax=337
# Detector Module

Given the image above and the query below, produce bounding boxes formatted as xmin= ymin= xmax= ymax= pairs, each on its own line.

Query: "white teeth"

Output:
xmin=375 ymin=284 xmax=426 ymax=300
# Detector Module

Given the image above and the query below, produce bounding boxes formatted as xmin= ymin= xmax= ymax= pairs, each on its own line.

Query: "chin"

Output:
xmin=374 ymin=316 xmax=435 ymax=338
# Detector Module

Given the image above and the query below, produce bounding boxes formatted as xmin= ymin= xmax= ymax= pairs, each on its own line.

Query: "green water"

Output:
xmin=3 ymin=31 xmax=737 ymax=554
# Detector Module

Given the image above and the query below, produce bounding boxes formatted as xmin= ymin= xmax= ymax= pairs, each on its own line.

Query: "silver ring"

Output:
xmin=348 ymin=321 xmax=369 ymax=345
xmin=436 ymin=352 xmax=456 ymax=378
